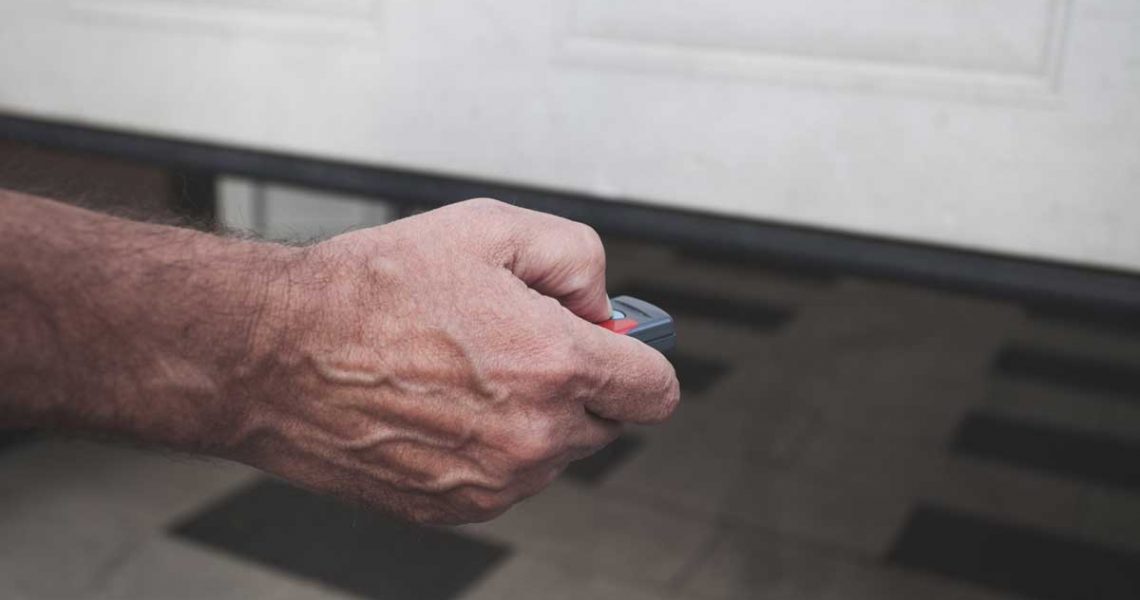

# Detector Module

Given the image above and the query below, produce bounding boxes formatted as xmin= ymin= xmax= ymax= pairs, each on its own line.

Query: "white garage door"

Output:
xmin=1 ymin=1 xmax=1138 ymax=271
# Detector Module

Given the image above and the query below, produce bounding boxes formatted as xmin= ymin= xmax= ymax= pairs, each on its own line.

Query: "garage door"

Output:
xmin=1 ymin=1 xmax=1137 ymax=271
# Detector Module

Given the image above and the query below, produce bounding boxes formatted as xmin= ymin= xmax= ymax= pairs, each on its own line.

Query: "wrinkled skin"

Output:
xmin=228 ymin=199 xmax=681 ymax=524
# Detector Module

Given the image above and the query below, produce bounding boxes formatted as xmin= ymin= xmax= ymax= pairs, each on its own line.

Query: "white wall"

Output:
xmin=2 ymin=1 xmax=1138 ymax=271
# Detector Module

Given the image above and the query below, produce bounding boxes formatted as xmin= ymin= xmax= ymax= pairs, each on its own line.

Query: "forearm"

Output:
xmin=0 ymin=190 xmax=297 ymax=450
xmin=0 ymin=193 xmax=678 ymax=524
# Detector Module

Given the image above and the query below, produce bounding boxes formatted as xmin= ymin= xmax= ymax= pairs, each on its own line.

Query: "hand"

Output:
xmin=226 ymin=199 xmax=680 ymax=524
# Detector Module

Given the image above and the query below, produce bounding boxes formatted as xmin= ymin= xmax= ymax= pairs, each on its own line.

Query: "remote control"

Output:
xmin=599 ymin=296 xmax=675 ymax=354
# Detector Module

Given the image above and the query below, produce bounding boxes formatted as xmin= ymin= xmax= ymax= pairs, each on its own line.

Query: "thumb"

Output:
xmin=480 ymin=201 xmax=613 ymax=323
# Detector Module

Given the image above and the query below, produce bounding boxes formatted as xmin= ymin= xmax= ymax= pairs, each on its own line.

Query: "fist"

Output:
xmin=226 ymin=199 xmax=680 ymax=524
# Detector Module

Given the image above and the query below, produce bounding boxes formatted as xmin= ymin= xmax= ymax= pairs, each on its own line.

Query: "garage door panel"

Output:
xmin=0 ymin=1 xmax=1137 ymax=271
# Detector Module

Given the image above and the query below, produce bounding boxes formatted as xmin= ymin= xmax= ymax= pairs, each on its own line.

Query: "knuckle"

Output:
xmin=574 ymin=223 xmax=606 ymax=270
xmin=509 ymin=419 xmax=559 ymax=463
xmin=633 ymin=365 xmax=680 ymax=425
xmin=647 ymin=377 xmax=682 ymax=423
xmin=462 ymin=490 xmax=510 ymax=522
xmin=532 ymin=338 xmax=586 ymax=389
xmin=390 ymin=497 xmax=463 ymax=526
xmin=463 ymin=197 xmax=511 ymax=213
xmin=539 ymin=364 xmax=583 ymax=395
xmin=469 ymin=490 xmax=502 ymax=512
xmin=457 ymin=198 xmax=523 ymax=252
xmin=562 ymin=269 xmax=599 ymax=299
xmin=407 ymin=506 xmax=455 ymax=526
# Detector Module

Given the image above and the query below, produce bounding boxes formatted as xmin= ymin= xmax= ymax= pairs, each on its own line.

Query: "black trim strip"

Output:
xmin=1026 ymin=301 xmax=1140 ymax=337
xmin=952 ymin=412 xmax=1140 ymax=489
xmin=619 ymin=281 xmax=794 ymax=331
xmin=889 ymin=505 xmax=1140 ymax=600
xmin=994 ymin=345 xmax=1140 ymax=401
xmin=4 ymin=113 xmax=1140 ymax=313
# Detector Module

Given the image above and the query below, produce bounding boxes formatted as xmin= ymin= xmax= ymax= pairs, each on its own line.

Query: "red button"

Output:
xmin=600 ymin=318 xmax=639 ymax=334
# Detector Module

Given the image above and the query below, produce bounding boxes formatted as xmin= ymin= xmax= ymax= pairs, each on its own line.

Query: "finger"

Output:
xmin=476 ymin=200 xmax=612 ymax=323
xmin=564 ymin=313 xmax=681 ymax=424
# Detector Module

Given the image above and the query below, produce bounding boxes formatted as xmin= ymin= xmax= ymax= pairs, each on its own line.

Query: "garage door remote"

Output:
xmin=599 ymin=296 xmax=675 ymax=354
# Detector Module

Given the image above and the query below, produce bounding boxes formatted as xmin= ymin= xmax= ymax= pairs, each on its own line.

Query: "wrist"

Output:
xmin=208 ymin=235 xmax=402 ymax=463
xmin=186 ymin=240 xmax=312 ymax=455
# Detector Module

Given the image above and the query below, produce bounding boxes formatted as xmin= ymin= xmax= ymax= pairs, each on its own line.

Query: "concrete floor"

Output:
xmin=2 ymin=234 xmax=1139 ymax=599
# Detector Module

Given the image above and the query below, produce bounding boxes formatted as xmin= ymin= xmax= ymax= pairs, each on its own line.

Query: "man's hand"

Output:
xmin=231 ymin=199 xmax=679 ymax=523
xmin=0 ymin=193 xmax=679 ymax=525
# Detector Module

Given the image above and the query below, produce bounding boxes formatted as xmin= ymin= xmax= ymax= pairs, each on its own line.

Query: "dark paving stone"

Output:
xmin=1025 ymin=303 xmax=1140 ymax=338
xmin=888 ymin=505 xmax=1140 ymax=600
xmin=564 ymin=435 xmax=643 ymax=485
xmin=670 ymin=353 xmax=731 ymax=395
xmin=994 ymin=345 xmax=1140 ymax=402
xmin=951 ymin=413 xmax=1140 ymax=490
xmin=618 ymin=282 xmax=794 ymax=332
xmin=171 ymin=479 xmax=509 ymax=600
